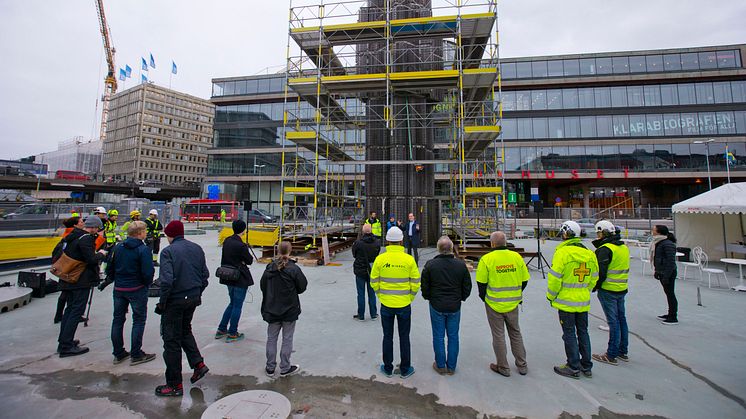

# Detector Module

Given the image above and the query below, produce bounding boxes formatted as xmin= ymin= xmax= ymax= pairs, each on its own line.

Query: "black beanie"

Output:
xmin=232 ymin=219 xmax=247 ymax=235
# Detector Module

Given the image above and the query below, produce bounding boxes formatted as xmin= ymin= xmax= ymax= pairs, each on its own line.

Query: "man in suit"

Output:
xmin=404 ymin=212 xmax=420 ymax=264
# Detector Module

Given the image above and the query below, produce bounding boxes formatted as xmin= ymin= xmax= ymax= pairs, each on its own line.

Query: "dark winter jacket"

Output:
xmin=221 ymin=234 xmax=254 ymax=288
xmin=404 ymin=220 xmax=421 ymax=247
xmin=105 ymin=237 xmax=155 ymax=291
xmin=159 ymin=236 xmax=209 ymax=305
xmin=421 ymin=254 xmax=472 ymax=313
xmin=592 ymin=234 xmax=627 ymax=294
xmin=260 ymin=260 xmax=308 ymax=323
xmin=352 ymin=234 xmax=381 ymax=278
xmin=60 ymin=228 xmax=105 ymax=290
xmin=653 ymin=238 xmax=678 ymax=283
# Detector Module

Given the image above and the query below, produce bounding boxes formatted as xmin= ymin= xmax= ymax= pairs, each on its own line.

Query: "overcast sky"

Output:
xmin=1 ymin=0 xmax=744 ymax=159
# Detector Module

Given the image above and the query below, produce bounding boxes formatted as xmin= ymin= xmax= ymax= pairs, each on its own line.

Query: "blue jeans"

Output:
xmin=597 ymin=290 xmax=629 ymax=359
xmin=355 ymin=275 xmax=377 ymax=319
xmin=558 ymin=310 xmax=592 ymax=372
xmin=429 ymin=305 xmax=461 ymax=371
xmin=380 ymin=304 xmax=411 ymax=374
xmin=111 ymin=287 xmax=148 ymax=358
xmin=218 ymin=285 xmax=248 ymax=335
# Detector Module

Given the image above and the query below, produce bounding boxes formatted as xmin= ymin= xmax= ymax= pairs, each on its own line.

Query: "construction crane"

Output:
xmin=95 ymin=0 xmax=116 ymax=142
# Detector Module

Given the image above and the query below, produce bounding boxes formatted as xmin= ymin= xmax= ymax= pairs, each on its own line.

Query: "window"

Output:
xmin=629 ymin=56 xmax=646 ymax=73
xmin=500 ymin=92 xmax=515 ymax=111
xmin=501 ymin=119 xmax=517 ymax=139
xmin=646 ymin=114 xmax=664 ymax=136
xmin=578 ymin=88 xmax=595 ymax=108
xmin=517 ymin=118 xmax=533 ymax=139
xmin=547 ymin=60 xmax=564 ymax=77
xmin=501 ymin=62 xmax=517 ymax=79
xmin=678 ymin=83 xmax=697 ymax=105
xmin=223 ymin=81 xmax=235 ymax=95
xmin=629 ymin=115 xmax=647 ymax=136
xmin=515 ymin=91 xmax=530 ymax=110
xmin=611 ymin=87 xmax=628 ymax=107
xmin=580 ymin=116 xmax=596 ymax=137
xmin=613 ymin=115 xmax=630 ymax=136
xmin=646 ymin=55 xmax=664 ymax=72
xmin=612 ymin=56 xmax=630 ymax=74
xmin=680 ymin=53 xmax=699 ymax=70
xmin=516 ymin=62 xmax=532 ymax=78
xmin=564 ymin=117 xmax=580 ymax=137
xmin=594 ymin=87 xmax=611 ymax=107
xmin=546 ymin=89 xmax=562 ymax=109
xmin=627 ymin=86 xmax=644 ymax=107
xmin=735 ymin=111 xmax=746 ymax=133
xmin=531 ymin=90 xmax=547 ymax=110
xmin=663 ymin=113 xmax=682 ymax=136
xmin=562 ymin=88 xmax=579 ymax=109
xmin=717 ymin=111 xmax=736 ymax=134
xmin=732 ymin=81 xmax=746 ymax=102
xmin=596 ymin=57 xmax=613 ymax=74
xmin=698 ymin=51 xmax=718 ymax=70
xmin=660 ymin=84 xmax=679 ymax=106
xmin=563 ymin=59 xmax=580 ymax=76
xmin=672 ymin=143 xmax=691 ymax=169
xmin=680 ymin=113 xmax=699 ymax=135
xmin=532 ymin=118 xmax=548 ymax=138
xmin=713 ymin=82 xmax=732 ymax=103
xmin=597 ymin=116 xmax=613 ymax=137
xmin=246 ymin=79 xmax=258 ymax=94
xmin=548 ymin=117 xmax=564 ymax=138
xmin=579 ymin=58 xmax=596 ymax=75
xmin=717 ymin=50 xmax=739 ymax=68
xmin=212 ymin=83 xmax=224 ymax=96
xmin=532 ymin=61 xmax=548 ymax=78
xmin=663 ymin=54 xmax=681 ymax=71
xmin=695 ymin=82 xmax=715 ymax=104
xmin=235 ymin=80 xmax=248 ymax=95
xmin=257 ymin=78 xmax=271 ymax=93
xmin=643 ymin=85 xmax=661 ymax=106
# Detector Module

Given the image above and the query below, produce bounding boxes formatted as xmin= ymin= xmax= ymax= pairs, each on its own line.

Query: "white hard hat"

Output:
xmin=385 ymin=226 xmax=404 ymax=242
xmin=595 ymin=220 xmax=616 ymax=235
xmin=559 ymin=221 xmax=582 ymax=238
xmin=149 ymin=209 xmax=158 ymax=215
xmin=94 ymin=206 xmax=106 ymax=214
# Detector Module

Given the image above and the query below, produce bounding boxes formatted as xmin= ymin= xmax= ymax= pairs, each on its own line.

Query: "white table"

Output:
xmin=721 ymin=258 xmax=746 ymax=292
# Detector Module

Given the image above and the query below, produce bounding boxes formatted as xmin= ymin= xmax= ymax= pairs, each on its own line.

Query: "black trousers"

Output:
xmin=161 ymin=295 xmax=204 ymax=385
xmin=57 ymin=288 xmax=90 ymax=351
xmin=406 ymin=241 xmax=419 ymax=264
xmin=660 ymin=278 xmax=678 ymax=319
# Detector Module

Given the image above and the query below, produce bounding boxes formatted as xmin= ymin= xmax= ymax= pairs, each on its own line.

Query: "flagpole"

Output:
xmin=726 ymin=145 xmax=731 ymax=183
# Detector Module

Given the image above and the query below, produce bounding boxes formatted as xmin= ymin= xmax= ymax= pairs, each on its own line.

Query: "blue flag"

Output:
xmin=125 ymin=65 xmax=132 ymax=78
xmin=171 ymin=61 xmax=177 ymax=75
xmin=141 ymin=57 xmax=148 ymax=71
xmin=149 ymin=53 xmax=156 ymax=69
xmin=119 ymin=68 xmax=126 ymax=81
xmin=141 ymin=74 xmax=148 ymax=83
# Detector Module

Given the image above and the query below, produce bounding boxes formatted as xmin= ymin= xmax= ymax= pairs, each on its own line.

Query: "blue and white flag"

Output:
xmin=141 ymin=74 xmax=148 ymax=83
xmin=171 ymin=61 xmax=177 ymax=75
xmin=125 ymin=65 xmax=132 ymax=78
xmin=141 ymin=57 xmax=148 ymax=71
xmin=119 ymin=68 xmax=126 ymax=81
xmin=149 ymin=53 xmax=156 ymax=69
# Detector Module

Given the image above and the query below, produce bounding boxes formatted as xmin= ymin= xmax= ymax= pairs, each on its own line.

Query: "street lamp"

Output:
xmin=254 ymin=163 xmax=266 ymax=212
xmin=693 ymin=139 xmax=715 ymax=190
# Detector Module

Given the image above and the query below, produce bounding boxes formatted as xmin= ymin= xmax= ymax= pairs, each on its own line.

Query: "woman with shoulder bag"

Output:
xmin=651 ymin=225 xmax=679 ymax=325
xmin=215 ymin=220 xmax=254 ymax=343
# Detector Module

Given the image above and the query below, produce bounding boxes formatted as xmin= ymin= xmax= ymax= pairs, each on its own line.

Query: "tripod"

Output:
xmin=525 ymin=202 xmax=550 ymax=278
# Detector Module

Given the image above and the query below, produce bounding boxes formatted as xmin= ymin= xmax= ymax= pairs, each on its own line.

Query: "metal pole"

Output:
xmin=705 ymin=141 xmax=712 ymax=190
xmin=648 ymin=203 xmax=652 ymax=233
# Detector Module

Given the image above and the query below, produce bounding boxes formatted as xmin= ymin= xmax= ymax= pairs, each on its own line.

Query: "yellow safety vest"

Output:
xmin=546 ymin=238 xmax=599 ymax=313
xmin=120 ymin=220 xmax=132 ymax=239
xmin=600 ymin=243 xmax=630 ymax=292
xmin=104 ymin=219 xmax=118 ymax=244
xmin=365 ymin=218 xmax=382 ymax=237
xmin=370 ymin=245 xmax=420 ymax=308
xmin=476 ymin=248 xmax=530 ymax=313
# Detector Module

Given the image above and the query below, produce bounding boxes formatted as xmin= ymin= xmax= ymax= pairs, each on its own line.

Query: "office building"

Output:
xmin=35 ymin=137 xmax=102 ymax=178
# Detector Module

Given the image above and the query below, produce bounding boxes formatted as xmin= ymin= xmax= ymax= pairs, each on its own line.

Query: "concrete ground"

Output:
xmin=0 ymin=230 xmax=745 ymax=419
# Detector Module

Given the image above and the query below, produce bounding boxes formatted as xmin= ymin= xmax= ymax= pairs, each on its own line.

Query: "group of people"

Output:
xmin=364 ymin=211 xmax=421 ymax=263
xmin=351 ymin=216 xmax=680 ymax=379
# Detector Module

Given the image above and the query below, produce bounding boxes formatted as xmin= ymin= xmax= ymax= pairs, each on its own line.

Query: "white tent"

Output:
xmin=672 ymin=182 xmax=746 ymax=261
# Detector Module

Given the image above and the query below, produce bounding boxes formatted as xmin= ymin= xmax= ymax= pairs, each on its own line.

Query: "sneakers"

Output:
xmin=371 ymin=315 xmax=378 ymax=320
xmin=214 ymin=330 xmax=228 ymax=340
xmin=59 ymin=346 xmax=89 ymax=358
xmin=56 ymin=340 xmax=80 ymax=354
xmin=265 ymin=367 xmax=275 ymax=377
xmin=592 ymin=353 xmax=618 ymax=366
xmin=661 ymin=318 xmax=679 ymax=325
xmin=518 ymin=366 xmax=528 ymax=376
xmin=190 ymin=362 xmax=209 ymax=384
xmin=618 ymin=354 xmax=629 ymax=362
xmin=352 ymin=314 xmax=365 ymax=322
xmin=432 ymin=362 xmax=447 ymax=376
xmin=155 ymin=383 xmax=183 ymax=397
xmin=131 ymin=353 xmax=156 ymax=366
xmin=657 ymin=314 xmax=669 ymax=320
xmin=553 ymin=364 xmax=580 ymax=379
xmin=598 ymin=324 xmax=610 ymax=332
xmin=581 ymin=369 xmax=593 ymax=378
xmin=226 ymin=333 xmax=245 ymax=343
xmin=113 ymin=351 xmax=131 ymax=364
xmin=400 ymin=366 xmax=415 ymax=379
xmin=379 ymin=364 xmax=393 ymax=378
xmin=280 ymin=365 xmax=300 ymax=377
xmin=490 ymin=363 xmax=511 ymax=377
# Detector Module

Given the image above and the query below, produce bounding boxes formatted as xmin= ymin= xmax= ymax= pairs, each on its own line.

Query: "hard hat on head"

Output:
xmin=71 ymin=212 xmax=80 ymax=217
xmin=595 ymin=220 xmax=616 ymax=236
xmin=108 ymin=209 xmax=118 ymax=216
xmin=130 ymin=210 xmax=141 ymax=217
xmin=149 ymin=209 xmax=158 ymax=216
xmin=385 ymin=226 xmax=404 ymax=242
xmin=94 ymin=206 xmax=106 ymax=214
xmin=559 ymin=220 xmax=582 ymax=239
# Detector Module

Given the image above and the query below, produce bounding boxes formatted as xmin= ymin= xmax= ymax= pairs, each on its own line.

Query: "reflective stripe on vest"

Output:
xmin=553 ymin=298 xmax=590 ymax=307
xmin=476 ymin=249 xmax=528 ymax=313
xmin=488 ymin=285 xmax=522 ymax=292
xmin=548 ymin=269 xmax=562 ymax=278
xmin=600 ymin=243 xmax=631 ymax=292
xmin=486 ymin=295 xmax=523 ymax=303
xmin=562 ymin=282 xmax=589 ymax=289
xmin=370 ymin=245 xmax=419 ymax=308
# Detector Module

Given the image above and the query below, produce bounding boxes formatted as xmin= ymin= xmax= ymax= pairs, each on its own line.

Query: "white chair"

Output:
xmin=698 ymin=251 xmax=731 ymax=289
xmin=641 ymin=252 xmax=651 ymax=276
xmin=681 ymin=246 xmax=702 ymax=280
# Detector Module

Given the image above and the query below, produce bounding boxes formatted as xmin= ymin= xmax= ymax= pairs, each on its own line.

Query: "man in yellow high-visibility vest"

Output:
xmin=547 ymin=220 xmax=599 ymax=379
xmin=370 ymin=226 xmax=420 ymax=379
xmin=591 ymin=220 xmax=630 ymax=366
xmin=364 ymin=211 xmax=382 ymax=239
xmin=476 ymin=231 xmax=529 ymax=377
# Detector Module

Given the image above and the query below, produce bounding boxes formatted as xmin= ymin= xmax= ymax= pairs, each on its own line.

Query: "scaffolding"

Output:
xmin=280 ymin=0 xmax=503 ymax=249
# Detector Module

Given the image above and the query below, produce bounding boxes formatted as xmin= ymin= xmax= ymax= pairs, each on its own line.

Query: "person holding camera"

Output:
xmin=154 ymin=221 xmax=210 ymax=397
xmin=57 ymin=216 xmax=107 ymax=358
xmin=215 ymin=220 xmax=254 ymax=342
xmin=104 ymin=220 xmax=156 ymax=365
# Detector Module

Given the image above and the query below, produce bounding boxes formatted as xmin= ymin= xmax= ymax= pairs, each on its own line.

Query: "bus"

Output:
xmin=181 ymin=199 xmax=238 ymax=222
xmin=55 ymin=170 xmax=89 ymax=181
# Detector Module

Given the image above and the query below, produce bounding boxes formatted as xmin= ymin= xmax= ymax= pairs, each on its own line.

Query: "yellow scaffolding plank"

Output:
xmin=284 ymin=186 xmax=315 ymax=194
xmin=286 ymin=131 xmax=317 ymax=140
xmin=465 ymin=186 xmax=503 ymax=194
xmin=291 ymin=12 xmax=493 ymax=35
xmin=465 ymin=125 xmax=501 ymax=134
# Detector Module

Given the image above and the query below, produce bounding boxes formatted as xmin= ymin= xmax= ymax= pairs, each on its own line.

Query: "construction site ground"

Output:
xmin=0 ymin=229 xmax=744 ymax=418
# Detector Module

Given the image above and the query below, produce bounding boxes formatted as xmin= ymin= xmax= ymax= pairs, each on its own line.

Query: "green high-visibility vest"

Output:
xmin=546 ymin=238 xmax=599 ymax=313
xmin=600 ymin=243 xmax=630 ymax=292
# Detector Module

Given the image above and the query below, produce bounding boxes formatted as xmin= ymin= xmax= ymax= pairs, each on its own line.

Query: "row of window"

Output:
xmin=501 ymin=49 xmax=742 ymax=79
xmin=138 ymin=171 xmax=203 ymax=184
xmin=144 ymin=91 xmax=214 ymax=115
xmin=139 ymin=159 xmax=206 ymax=172
xmin=501 ymin=81 xmax=746 ymax=112
xmin=501 ymin=111 xmax=746 ymax=140
xmin=212 ymin=76 xmax=286 ymax=97
xmin=504 ymin=142 xmax=745 ymax=172
xmin=141 ymin=124 xmax=212 ymax=144
xmin=143 ymin=103 xmax=213 ymax=125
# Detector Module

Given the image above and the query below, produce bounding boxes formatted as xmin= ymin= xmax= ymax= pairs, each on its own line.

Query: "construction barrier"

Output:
xmin=218 ymin=227 xmax=280 ymax=248
xmin=0 ymin=236 xmax=59 ymax=261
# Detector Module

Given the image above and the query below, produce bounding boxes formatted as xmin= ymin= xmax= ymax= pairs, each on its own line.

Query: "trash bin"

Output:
xmin=676 ymin=247 xmax=691 ymax=262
